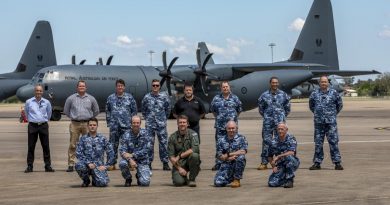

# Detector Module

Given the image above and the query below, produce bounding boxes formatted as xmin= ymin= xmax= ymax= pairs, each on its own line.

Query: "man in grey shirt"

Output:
xmin=64 ymin=80 xmax=99 ymax=172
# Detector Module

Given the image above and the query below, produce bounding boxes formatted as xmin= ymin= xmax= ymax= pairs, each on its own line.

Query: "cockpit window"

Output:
xmin=45 ymin=71 xmax=60 ymax=80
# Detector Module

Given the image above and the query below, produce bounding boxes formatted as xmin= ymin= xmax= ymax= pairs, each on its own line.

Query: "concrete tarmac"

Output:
xmin=0 ymin=98 xmax=389 ymax=205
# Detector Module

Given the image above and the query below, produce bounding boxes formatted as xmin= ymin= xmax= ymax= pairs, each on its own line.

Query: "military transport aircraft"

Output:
xmin=0 ymin=21 xmax=56 ymax=101
xmin=16 ymin=0 xmax=380 ymax=121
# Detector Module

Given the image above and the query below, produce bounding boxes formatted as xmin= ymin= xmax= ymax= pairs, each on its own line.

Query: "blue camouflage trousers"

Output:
xmin=268 ymin=155 xmax=300 ymax=187
xmin=313 ymin=123 xmax=341 ymax=164
xmin=109 ymin=127 xmax=129 ymax=165
xmin=261 ymin=121 xmax=278 ymax=164
xmin=119 ymin=159 xmax=151 ymax=186
xmin=214 ymin=155 xmax=246 ymax=187
xmin=146 ymin=123 xmax=169 ymax=164
xmin=215 ymin=128 xmax=227 ymax=168
xmin=75 ymin=162 xmax=109 ymax=187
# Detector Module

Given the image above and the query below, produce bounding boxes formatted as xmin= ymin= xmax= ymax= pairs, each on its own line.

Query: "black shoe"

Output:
xmin=335 ymin=163 xmax=344 ymax=170
xmin=81 ymin=178 xmax=90 ymax=187
xmin=45 ymin=165 xmax=55 ymax=172
xmin=124 ymin=178 xmax=132 ymax=187
xmin=66 ymin=166 xmax=74 ymax=172
xmin=284 ymin=180 xmax=294 ymax=188
xmin=24 ymin=165 xmax=33 ymax=173
xmin=163 ymin=163 xmax=171 ymax=171
xmin=149 ymin=164 xmax=152 ymax=170
xmin=309 ymin=163 xmax=321 ymax=170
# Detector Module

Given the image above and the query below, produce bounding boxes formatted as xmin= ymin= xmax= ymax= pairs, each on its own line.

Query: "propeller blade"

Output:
xmin=106 ymin=55 xmax=113 ymax=65
xmin=99 ymin=57 xmax=103 ymax=65
xmin=79 ymin=60 xmax=86 ymax=65
xmin=167 ymin=57 xmax=179 ymax=70
xmin=201 ymin=53 xmax=214 ymax=71
xmin=200 ymin=76 xmax=208 ymax=96
xmin=162 ymin=51 xmax=167 ymax=69
xmin=196 ymin=48 xmax=202 ymax=68
xmin=160 ymin=78 xmax=166 ymax=87
xmin=72 ymin=55 xmax=76 ymax=65
xmin=166 ymin=78 xmax=172 ymax=96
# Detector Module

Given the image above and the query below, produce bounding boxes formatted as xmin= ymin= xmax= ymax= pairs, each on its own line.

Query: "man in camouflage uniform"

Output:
xmin=214 ymin=121 xmax=248 ymax=188
xmin=106 ymin=79 xmax=137 ymax=170
xmin=309 ymin=76 xmax=343 ymax=170
xmin=75 ymin=118 xmax=114 ymax=187
xmin=168 ymin=115 xmax=200 ymax=187
xmin=258 ymin=77 xmax=291 ymax=170
xmin=268 ymin=123 xmax=299 ymax=188
xmin=210 ymin=81 xmax=242 ymax=171
xmin=119 ymin=115 xmax=151 ymax=187
xmin=141 ymin=79 xmax=171 ymax=171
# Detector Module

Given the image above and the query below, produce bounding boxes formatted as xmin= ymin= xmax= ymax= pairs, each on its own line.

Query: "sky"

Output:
xmin=0 ymin=0 xmax=389 ymax=80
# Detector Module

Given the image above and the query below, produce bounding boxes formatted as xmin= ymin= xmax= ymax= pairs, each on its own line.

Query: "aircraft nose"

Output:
xmin=16 ymin=84 xmax=35 ymax=102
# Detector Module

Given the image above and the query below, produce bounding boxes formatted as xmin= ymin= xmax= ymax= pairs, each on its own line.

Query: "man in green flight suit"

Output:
xmin=168 ymin=115 xmax=200 ymax=187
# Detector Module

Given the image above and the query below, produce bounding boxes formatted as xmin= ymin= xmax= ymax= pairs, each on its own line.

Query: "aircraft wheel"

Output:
xmin=51 ymin=110 xmax=62 ymax=121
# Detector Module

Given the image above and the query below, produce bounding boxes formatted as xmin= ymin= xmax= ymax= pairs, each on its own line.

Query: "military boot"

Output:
xmin=124 ymin=178 xmax=132 ymax=187
xmin=309 ymin=163 xmax=321 ymax=170
xmin=284 ymin=180 xmax=294 ymax=188
xmin=257 ymin=163 xmax=268 ymax=170
xmin=335 ymin=163 xmax=344 ymax=170
xmin=163 ymin=163 xmax=171 ymax=171
xmin=231 ymin=179 xmax=240 ymax=188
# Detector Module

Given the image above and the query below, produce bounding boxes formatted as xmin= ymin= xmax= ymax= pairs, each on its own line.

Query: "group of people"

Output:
xmin=23 ymin=75 xmax=344 ymax=189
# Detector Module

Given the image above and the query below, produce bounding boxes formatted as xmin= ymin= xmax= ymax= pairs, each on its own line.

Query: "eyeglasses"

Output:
xmin=152 ymin=84 xmax=160 ymax=87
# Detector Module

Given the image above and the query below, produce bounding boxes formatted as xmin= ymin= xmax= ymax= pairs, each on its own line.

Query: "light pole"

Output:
xmin=268 ymin=43 xmax=276 ymax=63
xmin=148 ymin=50 xmax=155 ymax=66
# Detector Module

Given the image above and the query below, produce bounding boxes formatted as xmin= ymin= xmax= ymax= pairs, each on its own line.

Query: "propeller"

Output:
xmin=193 ymin=48 xmax=218 ymax=96
xmin=97 ymin=55 xmax=114 ymax=65
xmin=156 ymin=51 xmax=180 ymax=96
xmin=71 ymin=55 xmax=86 ymax=65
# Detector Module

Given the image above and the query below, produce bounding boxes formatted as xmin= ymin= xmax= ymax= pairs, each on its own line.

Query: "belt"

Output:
xmin=29 ymin=122 xmax=47 ymax=126
xmin=72 ymin=119 xmax=89 ymax=123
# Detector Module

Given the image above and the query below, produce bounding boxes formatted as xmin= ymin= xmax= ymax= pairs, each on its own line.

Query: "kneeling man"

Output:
xmin=268 ymin=123 xmax=300 ymax=188
xmin=214 ymin=121 xmax=248 ymax=188
xmin=75 ymin=118 xmax=114 ymax=187
xmin=119 ymin=115 xmax=152 ymax=187
xmin=168 ymin=115 xmax=200 ymax=187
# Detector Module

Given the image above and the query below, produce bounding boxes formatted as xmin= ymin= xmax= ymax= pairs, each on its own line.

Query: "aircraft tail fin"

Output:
xmin=13 ymin=20 xmax=57 ymax=78
xmin=288 ymin=0 xmax=339 ymax=70
xmin=198 ymin=42 xmax=215 ymax=64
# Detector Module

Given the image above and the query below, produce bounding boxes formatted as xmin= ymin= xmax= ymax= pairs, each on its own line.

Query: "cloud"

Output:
xmin=112 ymin=35 xmax=144 ymax=48
xmin=207 ymin=38 xmax=253 ymax=60
xmin=288 ymin=18 xmax=305 ymax=31
xmin=378 ymin=26 xmax=390 ymax=39
xmin=157 ymin=36 xmax=191 ymax=54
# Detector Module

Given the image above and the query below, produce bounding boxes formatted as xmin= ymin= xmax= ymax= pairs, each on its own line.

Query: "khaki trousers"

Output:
xmin=68 ymin=121 xmax=88 ymax=166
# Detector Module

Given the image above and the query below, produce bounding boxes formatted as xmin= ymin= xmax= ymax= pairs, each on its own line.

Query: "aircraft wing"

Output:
xmin=310 ymin=70 xmax=381 ymax=77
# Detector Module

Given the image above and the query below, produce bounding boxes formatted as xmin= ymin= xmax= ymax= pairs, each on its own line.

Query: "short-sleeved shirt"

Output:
xmin=63 ymin=93 xmax=99 ymax=120
xmin=173 ymin=96 xmax=205 ymax=125
xmin=268 ymin=133 xmax=298 ymax=157
xmin=309 ymin=88 xmax=343 ymax=124
xmin=258 ymin=89 xmax=290 ymax=124
xmin=216 ymin=133 xmax=248 ymax=159
xmin=106 ymin=92 xmax=137 ymax=129
xmin=210 ymin=93 xmax=243 ymax=129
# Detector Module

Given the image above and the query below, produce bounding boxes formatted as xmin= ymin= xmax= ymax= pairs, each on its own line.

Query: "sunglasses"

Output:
xmin=152 ymin=84 xmax=160 ymax=87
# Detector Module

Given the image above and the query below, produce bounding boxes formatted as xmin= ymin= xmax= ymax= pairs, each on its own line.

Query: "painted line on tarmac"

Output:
xmin=299 ymin=140 xmax=390 ymax=145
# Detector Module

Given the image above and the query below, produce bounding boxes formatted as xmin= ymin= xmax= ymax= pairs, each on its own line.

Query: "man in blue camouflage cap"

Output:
xmin=119 ymin=115 xmax=151 ymax=187
xmin=309 ymin=76 xmax=343 ymax=170
xmin=268 ymin=123 xmax=299 ymax=188
xmin=210 ymin=81 xmax=243 ymax=171
xmin=214 ymin=121 xmax=248 ymax=188
xmin=75 ymin=118 xmax=114 ymax=187
xmin=141 ymin=79 xmax=171 ymax=171
xmin=106 ymin=79 xmax=137 ymax=171
xmin=258 ymin=77 xmax=291 ymax=170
